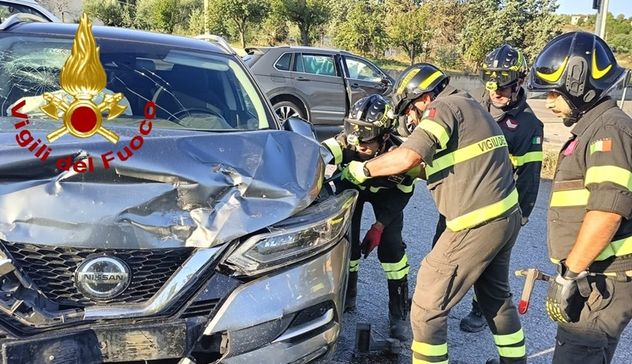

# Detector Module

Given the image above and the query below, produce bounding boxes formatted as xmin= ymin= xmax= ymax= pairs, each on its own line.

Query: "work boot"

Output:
xmin=344 ymin=271 xmax=358 ymax=312
xmin=459 ymin=299 xmax=487 ymax=333
xmin=388 ymin=276 xmax=410 ymax=341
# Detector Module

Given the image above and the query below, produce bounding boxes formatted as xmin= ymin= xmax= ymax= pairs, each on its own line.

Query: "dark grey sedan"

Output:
xmin=244 ymin=46 xmax=394 ymax=132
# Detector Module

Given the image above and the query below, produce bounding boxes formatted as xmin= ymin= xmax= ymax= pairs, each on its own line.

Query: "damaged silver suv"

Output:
xmin=0 ymin=16 xmax=356 ymax=363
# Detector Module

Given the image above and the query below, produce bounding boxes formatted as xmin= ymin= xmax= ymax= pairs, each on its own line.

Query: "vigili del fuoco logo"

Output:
xmin=10 ymin=14 xmax=155 ymax=173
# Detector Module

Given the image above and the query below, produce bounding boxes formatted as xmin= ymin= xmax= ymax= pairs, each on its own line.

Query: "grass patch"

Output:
xmin=370 ymin=58 xmax=410 ymax=71
xmin=541 ymin=150 xmax=558 ymax=180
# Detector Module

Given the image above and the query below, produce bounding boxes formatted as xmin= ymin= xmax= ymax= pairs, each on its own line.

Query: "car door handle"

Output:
xmin=296 ymin=76 xmax=310 ymax=81
xmin=351 ymin=83 xmax=360 ymax=88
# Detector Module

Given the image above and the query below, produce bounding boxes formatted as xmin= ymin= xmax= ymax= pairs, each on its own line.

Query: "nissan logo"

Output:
xmin=75 ymin=256 xmax=130 ymax=300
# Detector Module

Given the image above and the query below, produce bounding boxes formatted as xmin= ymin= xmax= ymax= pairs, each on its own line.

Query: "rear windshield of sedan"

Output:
xmin=0 ymin=34 xmax=270 ymax=131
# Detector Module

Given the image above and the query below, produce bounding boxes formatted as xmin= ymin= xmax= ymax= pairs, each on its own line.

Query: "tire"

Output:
xmin=273 ymin=100 xmax=306 ymax=121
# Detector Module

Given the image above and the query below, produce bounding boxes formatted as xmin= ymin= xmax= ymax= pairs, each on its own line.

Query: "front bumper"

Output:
xmin=0 ymin=238 xmax=349 ymax=363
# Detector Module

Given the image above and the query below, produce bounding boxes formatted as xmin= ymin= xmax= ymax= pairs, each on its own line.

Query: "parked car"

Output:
xmin=0 ymin=0 xmax=60 ymax=22
xmin=244 ymin=46 xmax=394 ymax=138
xmin=0 ymin=18 xmax=356 ymax=363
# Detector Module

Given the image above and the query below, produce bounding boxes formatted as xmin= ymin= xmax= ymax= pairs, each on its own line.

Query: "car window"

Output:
xmin=0 ymin=35 xmax=271 ymax=131
xmin=0 ymin=2 xmax=48 ymax=22
xmin=274 ymin=52 xmax=291 ymax=71
xmin=345 ymin=57 xmax=382 ymax=82
xmin=295 ymin=53 xmax=336 ymax=76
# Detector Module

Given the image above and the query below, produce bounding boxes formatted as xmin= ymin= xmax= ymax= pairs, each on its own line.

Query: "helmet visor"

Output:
xmin=480 ymin=69 xmax=521 ymax=90
xmin=344 ymin=119 xmax=382 ymax=143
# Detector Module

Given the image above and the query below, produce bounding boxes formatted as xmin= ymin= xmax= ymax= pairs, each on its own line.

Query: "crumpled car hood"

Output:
xmin=0 ymin=120 xmax=325 ymax=249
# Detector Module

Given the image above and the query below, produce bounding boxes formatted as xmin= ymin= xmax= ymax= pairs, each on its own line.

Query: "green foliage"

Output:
xmin=257 ymin=14 xmax=290 ymax=46
xmin=459 ymin=0 xmax=563 ymax=71
xmin=84 ymin=0 xmax=135 ymax=27
xmin=135 ymin=0 xmax=201 ymax=34
xmin=610 ymin=33 xmax=632 ymax=54
xmin=214 ymin=0 xmax=269 ymax=48
xmin=386 ymin=2 xmax=431 ymax=65
xmin=334 ymin=2 xmax=387 ymax=57
xmin=274 ymin=0 xmax=331 ymax=45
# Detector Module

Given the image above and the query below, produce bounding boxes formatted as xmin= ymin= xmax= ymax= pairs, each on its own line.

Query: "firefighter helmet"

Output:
xmin=344 ymin=94 xmax=393 ymax=144
xmin=481 ymin=44 xmax=528 ymax=91
xmin=528 ymin=31 xmax=626 ymax=124
xmin=391 ymin=63 xmax=449 ymax=116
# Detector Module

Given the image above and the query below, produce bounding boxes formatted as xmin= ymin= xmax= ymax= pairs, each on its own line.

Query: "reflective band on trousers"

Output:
xmin=510 ymin=151 xmax=543 ymax=167
xmin=349 ymin=259 xmax=359 ymax=272
xmin=322 ymin=138 xmax=343 ymax=165
xmin=426 ymin=135 xmax=508 ymax=177
xmin=413 ymin=359 xmax=448 ymax=364
xmin=412 ymin=341 xmax=447 ymax=356
xmin=417 ymin=119 xmax=450 ymax=149
xmin=585 ymin=165 xmax=632 ymax=192
xmin=494 ymin=328 xmax=526 ymax=358
xmin=446 ymin=188 xmax=518 ymax=231
xmin=382 ymin=255 xmax=410 ymax=280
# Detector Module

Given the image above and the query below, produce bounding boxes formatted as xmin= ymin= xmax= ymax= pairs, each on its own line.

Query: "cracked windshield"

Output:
xmin=0 ymin=35 xmax=269 ymax=131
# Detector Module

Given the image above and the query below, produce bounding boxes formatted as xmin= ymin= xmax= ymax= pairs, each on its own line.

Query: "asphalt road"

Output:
xmin=324 ymin=179 xmax=632 ymax=364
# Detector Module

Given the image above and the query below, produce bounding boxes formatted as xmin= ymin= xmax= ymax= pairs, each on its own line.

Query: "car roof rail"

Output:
xmin=0 ymin=13 xmax=49 ymax=31
xmin=194 ymin=34 xmax=236 ymax=55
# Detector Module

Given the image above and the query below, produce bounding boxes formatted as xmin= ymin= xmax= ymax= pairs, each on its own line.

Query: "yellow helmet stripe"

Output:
xmin=397 ymin=68 xmax=421 ymax=94
xmin=592 ymin=52 xmax=612 ymax=80
xmin=536 ymin=56 xmax=569 ymax=83
xmin=419 ymin=70 xmax=444 ymax=90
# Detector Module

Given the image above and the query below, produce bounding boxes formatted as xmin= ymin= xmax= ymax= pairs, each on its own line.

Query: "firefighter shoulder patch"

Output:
xmin=422 ymin=108 xmax=437 ymax=119
xmin=589 ymin=138 xmax=612 ymax=154
xmin=505 ymin=118 xmax=519 ymax=129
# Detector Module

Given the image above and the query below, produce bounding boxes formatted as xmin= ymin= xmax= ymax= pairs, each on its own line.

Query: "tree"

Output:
xmin=334 ymin=2 xmax=387 ymax=57
xmin=459 ymin=0 xmax=502 ymax=71
xmin=274 ymin=0 xmax=331 ymax=46
xmin=257 ymin=13 xmax=290 ymax=46
xmin=214 ymin=0 xmax=269 ymax=48
xmin=84 ymin=0 xmax=135 ymax=27
xmin=135 ymin=0 xmax=201 ymax=34
xmin=424 ymin=0 xmax=466 ymax=69
xmin=386 ymin=2 xmax=431 ymax=64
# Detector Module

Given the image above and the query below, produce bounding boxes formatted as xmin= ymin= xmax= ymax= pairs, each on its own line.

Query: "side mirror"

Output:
xmin=283 ymin=116 xmax=317 ymax=140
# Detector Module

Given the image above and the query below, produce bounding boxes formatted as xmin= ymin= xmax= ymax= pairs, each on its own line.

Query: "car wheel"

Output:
xmin=273 ymin=100 xmax=305 ymax=121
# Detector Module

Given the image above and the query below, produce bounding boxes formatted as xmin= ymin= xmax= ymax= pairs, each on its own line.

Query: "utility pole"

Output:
xmin=593 ymin=0 xmax=610 ymax=39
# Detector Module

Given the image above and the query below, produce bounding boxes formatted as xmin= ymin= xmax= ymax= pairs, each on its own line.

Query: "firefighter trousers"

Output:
xmin=411 ymin=209 xmax=526 ymax=364
xmin=347 ymin=190 xmax=409 ymax=280
xmin=553 ymin=273 xmax=632 ymax=364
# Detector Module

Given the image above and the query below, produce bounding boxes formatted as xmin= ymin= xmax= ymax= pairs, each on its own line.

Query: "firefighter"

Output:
xmin=342 ymin=63 xmax=526 ymax=363
xmin=528 ymin=31 xmax=632 ymax=363
xmin=322 ymin=94 xmax=418 ymax=341
xmin=434 ymin=44 xmax=545 ymax=333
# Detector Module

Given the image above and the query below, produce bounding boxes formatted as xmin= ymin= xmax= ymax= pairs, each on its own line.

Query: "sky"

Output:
xmin=556 ymin=0 xmax=632 ymax=17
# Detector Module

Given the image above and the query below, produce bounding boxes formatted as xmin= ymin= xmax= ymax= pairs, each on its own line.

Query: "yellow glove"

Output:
xmin=341 ymin=160 xmax=370 ymax=185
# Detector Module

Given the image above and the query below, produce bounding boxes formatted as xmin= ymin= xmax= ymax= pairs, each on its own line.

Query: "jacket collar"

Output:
xmin=571 ymin=97 xmax=618 ymax=136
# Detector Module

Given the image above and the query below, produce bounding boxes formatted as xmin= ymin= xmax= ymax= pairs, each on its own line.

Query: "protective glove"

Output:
xmin=341 ymin=160 xmax=370 ymax=185
xmin=545 ymin=261 xmax=589 ymax=323
xmin=360 ymin=223 xmax=384 ymax=258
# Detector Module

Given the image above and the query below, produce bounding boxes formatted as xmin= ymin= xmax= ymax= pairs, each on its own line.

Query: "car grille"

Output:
xmin=1 ymin=241 xmax=193 ymax=307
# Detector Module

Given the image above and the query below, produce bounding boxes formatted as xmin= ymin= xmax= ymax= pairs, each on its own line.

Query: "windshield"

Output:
xmin=0 ymin=34 xmax=271 ymax=131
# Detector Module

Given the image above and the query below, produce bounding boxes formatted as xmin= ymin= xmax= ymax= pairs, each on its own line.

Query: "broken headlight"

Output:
xmin=224 ymin=189 xmax=357 ymax=276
